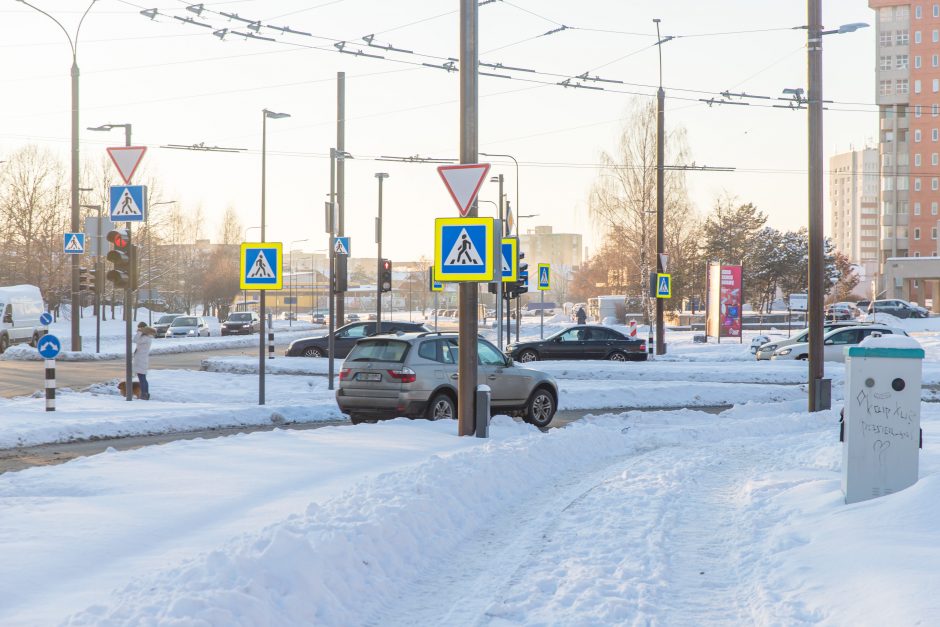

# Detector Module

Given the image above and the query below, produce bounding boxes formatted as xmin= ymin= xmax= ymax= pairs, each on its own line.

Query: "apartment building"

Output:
xmin=829 ymin=148 xmax=880 ymax=278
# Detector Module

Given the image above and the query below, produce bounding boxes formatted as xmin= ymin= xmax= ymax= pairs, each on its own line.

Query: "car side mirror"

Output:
xmin=824 ymin=339 xmax=834 ymax=345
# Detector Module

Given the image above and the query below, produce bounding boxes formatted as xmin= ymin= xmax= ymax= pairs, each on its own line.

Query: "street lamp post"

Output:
xmin=328 ymin=148 xmax=352 ymax=391
xmin=19 ymin=0 xmax=98 ymax=351
xmin=289 ymin=238 xmax=309 ymax=326
xmin=375 ymin=173 xmax=389 ymax=328
xmin=259 ymin=109 xmax=290 ymax=406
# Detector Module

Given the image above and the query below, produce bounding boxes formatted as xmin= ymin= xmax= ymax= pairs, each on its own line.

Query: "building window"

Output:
xmin=934 ymin=54 xmax=940 ymax=67
xmin=934 ymin=78 xmax=940 ymax=93
xmin=935 ymin=29 xmax=940 ymax=43
xmin=915 ymin=252 xmax=922 ymax=257
xmin=898 ymin=54 xmax=910 ymax=69
xmin=915 ymin=228 xmax=922 ymax=240
xmin=915 ymin=128 xmax=922 ymax=142
xmin=916 ymin=30 xmax=923 ymax=43
xmin=898 ymin=5 xmax=910 ymax=18
xmin=899 ymin=227 xmax=909 ymax=238
xmin=916 ymin=80 xmax=923 ymax=94
xmin=880 ymin=55 xmax=892 ymax=71
xmin=915 ymin=202 xmax=922 ymax=215
xmin=899 ymin=79 xmax=910 ymax=94
xmin=917 ymin=5 xmax=923 ymax=18
xmin=916 ymin=55 xmax=923 ymax=69
xmin=935 ymin=128 xmax=940 ymax=141
xmin=915 ymin=177 xmax=922 ymax=191
xmin=898 ymin=29 xmax=910 ymax=45
xmin=933 ymin=227 xmax=938 ymax=239
xmin=901 ymin=200 xmax=909 ymax=213
xmin=880 ymin=80 xmax=893 ymax=96
xmin=882 ymin=30 xmax=894 ymax=46
xmin=936 ymin=3 xmax=940 ymax=17
xmin=916 ymin=153 xmax=923 ymax=166
xmin=900 ymin=176 xmax=910 ymax=190
xmin=899 ymin=128 xmax=909 ymax=141
xmin=933 ymin=177 xmax=939 ymax=190
xmin=933 ymin=153 xmax=939 ymax=165
xmin=934 ymin=104 xmax=940 ymax=116
xmin=933 ymin=201 xmax=939 ymax=215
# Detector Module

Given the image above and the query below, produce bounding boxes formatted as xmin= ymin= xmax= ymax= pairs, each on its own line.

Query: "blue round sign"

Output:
xmin=37 ymin=334 xmax=62 ymax=359
xmin=39 ymin=312 xmax=53 ymax=326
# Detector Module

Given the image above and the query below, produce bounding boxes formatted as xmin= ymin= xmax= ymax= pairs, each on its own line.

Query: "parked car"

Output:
xmin=506 ymin=325 xmax=647 ymax=362
xmin=754 ymin=320 xmax=874 ymax=361
xmin=771 ymin=324 xmax=906 ymax=362
xmin=346 ymin=313 xmax=360 ymax=323
xmin=0 ymin=284 xmax=47 ymax=353
xmin=222 ymin=311 xmax=261 ymax=336
xmin=152 ymin=313 xmax=185 ymax=338
xmin=855 ymin=299 xmax=870 ymax=312
xmin=825 ymin=302 xmax=859 ymax=321
xmin=867 ymin=299 xmax=929 ymax=319
xmin=335 ymin=332 xmax=559 ymax=427
xmin=312 ymin=313 xmax=326 ymax=324
xmin=285 ymin=321 xmax=429 ymax=358
xmin=167 ymin=315 xmax=213 ymax=338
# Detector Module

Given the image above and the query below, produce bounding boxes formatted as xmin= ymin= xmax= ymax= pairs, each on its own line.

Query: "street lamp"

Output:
xmin=805 ymin=8 xmax=869 ymax=412
xmin=259 ymin=108 xmax=290 ymax=406
xmin=375 ymin=173 xmax=389 ymax=328
xmin=87 ymin=123 xmax=132 ymax=148
xmin=289 ymin=238 xmax=309 ymax=327
xmin=19 ymin=0 xmax=98 ymax=351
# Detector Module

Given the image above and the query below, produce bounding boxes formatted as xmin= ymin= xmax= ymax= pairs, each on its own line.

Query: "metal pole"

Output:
xmin=96 ymin=204 xmax=101 ymax=353
xmin=328 ymin=150 xmax=336 ymax=391
xmin=336 ymin=72 xmax=346 ymax=329
xmin=655 ymin=19 xmax=666 ymax=356
xmin=70 ymin=59 xmax=81 ymax=352
xmin=457 ymin=0 xmax=480 ymax=436
xmin=496 ymin=174 xmax=504 ymax=350
xmin=259 ymin=111 xmax=267 ymax=406
xmin=807 ymin=0 xmax=825 ymax=411
xmin=289 ymin=249 xmax=293 ymax=327
xmin=376 ymin=173 xmax=388 ymax=328
xmin=124 ymin=223 xmax=132 ymax=401
xmin=540 ymin=289 xmax=544 ymax=339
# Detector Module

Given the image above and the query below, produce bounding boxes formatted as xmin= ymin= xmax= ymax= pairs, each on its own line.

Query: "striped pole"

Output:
xmin=267 ymin=312 xmax=274 ymax=360
xmin=45 ymin=358 xmax=56 ymax=412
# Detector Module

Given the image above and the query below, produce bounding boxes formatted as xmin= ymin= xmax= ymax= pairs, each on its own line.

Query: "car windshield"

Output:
xmin=171 ymin=317 xmax=197 ymax=327
xmin=346 ymin=339 xmax=409 ymax=363
xmin=156 ymin=315 xmax=178 ymax=324
xmin=228 ymin=313 xmax=252 ymax=321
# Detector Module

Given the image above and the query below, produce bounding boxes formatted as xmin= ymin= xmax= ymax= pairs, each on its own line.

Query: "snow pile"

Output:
xmin=203 ymin=356 xmax=331 ymax=376
xmin=858 ymin=333 xmax=923 ymax=350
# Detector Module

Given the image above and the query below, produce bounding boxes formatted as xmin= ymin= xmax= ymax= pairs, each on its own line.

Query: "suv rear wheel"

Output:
xmin=426 ymin=392 xmax=455 ymax=420
xmin=524 ymin=387 xmax=556 ymax=429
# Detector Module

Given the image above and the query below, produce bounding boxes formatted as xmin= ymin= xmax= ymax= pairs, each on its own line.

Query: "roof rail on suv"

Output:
xmin=416 ymin=331 xmax=455 ymax=337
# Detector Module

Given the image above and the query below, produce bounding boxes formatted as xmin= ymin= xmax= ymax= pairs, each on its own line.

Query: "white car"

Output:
xmin=771 ymin=324 xmax=906 ymax=362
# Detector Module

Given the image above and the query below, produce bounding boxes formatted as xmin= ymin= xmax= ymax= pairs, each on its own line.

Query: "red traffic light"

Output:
xmin=382 ymin=259 xmax=391 ymax=271
xmin=106 ymin=229 xmax=129 ymax=249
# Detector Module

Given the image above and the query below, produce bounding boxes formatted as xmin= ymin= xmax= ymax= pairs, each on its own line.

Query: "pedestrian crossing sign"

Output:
xmin=333 ymin=237 xmax=350 ymax=256
xmin=501 ymin=238 xmax=518 ymax=283
xmin=538 ymin=264 xmax=550 ymax=291
xmin=656 ymin=273 xmax=671 ymax=298
xmin=434 ymin=217 xmax=495 ymax=282
xmin=63 ymin=232 xmax=85 ymax=255
xmin=109 ymin=185 xmax=147 ymax=222
xmin=240 ymin=242 xmax=283 ymax=290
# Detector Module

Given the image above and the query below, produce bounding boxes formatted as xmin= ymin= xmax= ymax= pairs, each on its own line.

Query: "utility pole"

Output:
xmin=654 ymin=18 xmax=667 ymax=356
xmin=495 ymin=174 xmax=504 ymax=350
xmin=807 ymin=0 xmax=825 ymax=411
xmin=336 ymin=72 xmax=346 ymax=329
xmin=457 ymin=0 xmax=480 ymax=436
xmin=375 ymin=172 xmax=389 ymax=327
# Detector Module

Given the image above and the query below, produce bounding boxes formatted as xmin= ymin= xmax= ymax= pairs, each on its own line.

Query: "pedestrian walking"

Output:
xmin=133 ymin=321 xmax=156 ymax=400
xmin=576 ymin=306 xmax=587 ymax=325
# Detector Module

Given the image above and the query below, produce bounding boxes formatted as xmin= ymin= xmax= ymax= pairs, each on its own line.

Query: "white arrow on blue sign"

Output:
xmin=39 ymin=312 xmax=53 ymax=326
xmin=109 ymin=185 xmax=147 ymax=222
xmin=37 ymin=334 xmax=62 ymax=359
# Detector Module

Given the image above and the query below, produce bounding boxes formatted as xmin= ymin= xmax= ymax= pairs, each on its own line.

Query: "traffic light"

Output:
xmin=78 ymin=267 xmax=92 ymax=292
xmin=513 ymin=253 xmax=528 ymax=298
xmin=106 ymin=229 xmax=135 ymax=290
xmin=380 ymin=259 xmax=392 ymax=293
xmin=333 ymin=253 xmax=348 ymax=293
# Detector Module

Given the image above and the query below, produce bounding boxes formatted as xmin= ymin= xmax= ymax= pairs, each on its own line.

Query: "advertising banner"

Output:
xmin=706 ymin=263 xmax=743 ymax=340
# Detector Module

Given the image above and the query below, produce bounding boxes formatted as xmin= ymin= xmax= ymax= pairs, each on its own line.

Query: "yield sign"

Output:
xmin=106 ymin=146 xmax=147 ymax=184
xmin=437 ymin=163 xmax=490 ymax=217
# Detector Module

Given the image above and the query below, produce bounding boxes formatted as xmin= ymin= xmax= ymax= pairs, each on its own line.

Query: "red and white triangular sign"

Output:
xmin=106 ymin=146 xmax=147 ymax=184
xmin=437 ymin=163 xmax=491 ymax=216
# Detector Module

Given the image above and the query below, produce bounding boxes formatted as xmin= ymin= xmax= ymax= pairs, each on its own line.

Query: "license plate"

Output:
xmin=356 ymin=372 xmax=382 ymax=382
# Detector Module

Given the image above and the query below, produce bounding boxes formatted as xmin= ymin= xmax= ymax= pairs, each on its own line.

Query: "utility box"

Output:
xmin=842 ymin=335 xmax=924 ymax=505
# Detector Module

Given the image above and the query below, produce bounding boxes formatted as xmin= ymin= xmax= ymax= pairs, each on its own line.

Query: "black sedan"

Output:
xmin=506 ymin=325 xmax=647 ymax=362
xmin=221 ymin=312 xmax=261 ymax=335
xmin=285 ymin=321 xmax=429 ymax=358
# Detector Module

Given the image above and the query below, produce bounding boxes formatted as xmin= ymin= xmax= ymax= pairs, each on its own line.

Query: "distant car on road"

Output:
xmin=336 ymin=332 xmax=559 ymax=427
xmin=153 ymin=313 xmax=185 ymax=338
xmin=771 ymin=324 xmax=906 ymax=362
xmin=312 ymin=313 xmax=326 ymax=324
xmin=825 ymin=302 xmax=859 ymax=321
xmin=285 ymin=321 xmax=429 ymax=358
xmin=868 ymin=299 xmax=929 ymax=319
xmin=221 ymin=311 xmax=261 ymax=336
xmin=506 ymin=325 xmax=647 ymax=363
xmin=167 ymin=315 xmax=213 ymax=338
xmin=346 ymin=313 xmax=360 ymax=323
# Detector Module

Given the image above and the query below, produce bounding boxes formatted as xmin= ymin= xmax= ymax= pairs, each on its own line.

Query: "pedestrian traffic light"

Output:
xmin=512 ymin=253 xmax=528 ymax=298
xmin=78 ymin=268 xmax=92 ymax=292
xmin=380 ymin=259 xmax=392 ymax=293
xmin=106 ymin=229 xmax=132 ymax=289
xmin=333 ymin=253 xmax=348 ymax=293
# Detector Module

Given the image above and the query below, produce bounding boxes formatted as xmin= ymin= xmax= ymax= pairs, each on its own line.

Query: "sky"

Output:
xmin=0 ymin=0 xmax=878 ymax=263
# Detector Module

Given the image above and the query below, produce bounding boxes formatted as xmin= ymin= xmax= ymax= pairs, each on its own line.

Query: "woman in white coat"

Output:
xmin=133 ymin=322 xmax=156 ymax=400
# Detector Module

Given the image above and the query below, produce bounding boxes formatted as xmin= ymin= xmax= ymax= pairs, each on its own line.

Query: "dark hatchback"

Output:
xmin=222 ymin=311 xmax=261 ymax=335
xmin=285 ymin=321 xmax=429 ymax=358
xmin=506 ymin=325 xmax=647 ymax=363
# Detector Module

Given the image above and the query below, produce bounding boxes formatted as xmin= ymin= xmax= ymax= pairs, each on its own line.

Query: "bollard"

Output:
xmin=45 ymin=358 xmax=55 ymax=412
xmin=475 ymin=384 xmax=491 ymax=438
xmin=267 ymin=313 xmax=274 ymax=360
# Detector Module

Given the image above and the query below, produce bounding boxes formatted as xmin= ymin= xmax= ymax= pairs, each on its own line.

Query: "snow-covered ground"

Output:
xmin=2 ymin=316 xmax=940 ymax=624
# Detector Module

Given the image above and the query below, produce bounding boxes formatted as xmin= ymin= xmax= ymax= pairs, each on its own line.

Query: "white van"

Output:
xmin=0 ymin=284 xmax=48 ymax=353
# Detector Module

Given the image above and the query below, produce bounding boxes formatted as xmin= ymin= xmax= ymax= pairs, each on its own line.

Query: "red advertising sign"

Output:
xmin=718 ymin=265 xmax=743 ymax=338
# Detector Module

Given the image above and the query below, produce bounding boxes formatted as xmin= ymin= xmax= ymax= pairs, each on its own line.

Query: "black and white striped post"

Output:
xmin=36 ymin=330 xmax=62 ymax=412
xmin=45 ymin=359 xmax=56 ymax=411
xmin=267 ymin=312 xmax=274 ymax=360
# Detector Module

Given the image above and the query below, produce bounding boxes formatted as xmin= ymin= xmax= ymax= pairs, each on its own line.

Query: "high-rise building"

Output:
xmin=518 ymin=225 xmax=583 ymax=271
xmin=829 ymin=147 xmax=880 ymax=277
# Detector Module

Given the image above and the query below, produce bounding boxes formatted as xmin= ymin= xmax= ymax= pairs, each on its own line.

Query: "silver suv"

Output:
xmin=335 ymin=332 xmax=559 ymax=428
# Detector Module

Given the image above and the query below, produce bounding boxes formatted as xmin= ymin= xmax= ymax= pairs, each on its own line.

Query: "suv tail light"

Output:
xmin=339 ymin=367 xmax=351 ymax=381
xmin=386 ymin=367 xmax=416 ymax=383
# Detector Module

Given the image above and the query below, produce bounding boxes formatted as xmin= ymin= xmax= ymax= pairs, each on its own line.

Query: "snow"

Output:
xmin=2 ymin=321 xmax=940 ymax=624
xmin=859 ymin=333 xmax=924 ymax=350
